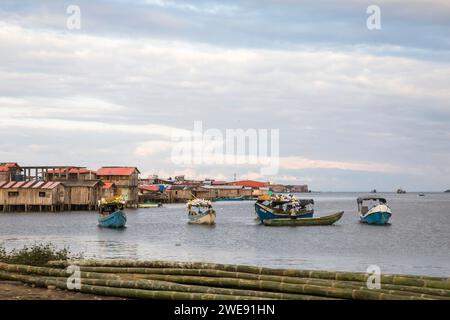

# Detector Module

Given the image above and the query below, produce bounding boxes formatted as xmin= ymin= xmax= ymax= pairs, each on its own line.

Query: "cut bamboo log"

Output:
xmin=0 ymin=271 xmax=267 ymax=300
xmin=71 ymin=266 xmax=450 ymax=298
xmin=125 ymin=274 xmax=430 ymax=300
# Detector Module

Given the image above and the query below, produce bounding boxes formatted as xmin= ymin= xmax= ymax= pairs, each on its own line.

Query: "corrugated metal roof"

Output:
xmin=97 ymin=167 xmax=139 ymax=176
xmin=41 ymin=181 xmax=53 ymax=189
xmin=3 ymin=181 xmax=16 ymax=188
xmin=139 ymin=185 xmax=160 ymax=192
xmin=201 ymin=185 xmax=243 ymax=190
xmin=32 ymin=181 xmax=45 ymax=188
xmin=12 ymin=181 xmax=26 ymax=188
xmin=228 ymin=180 xmax=268 ymax=188
xmin=61 ymin=180 xmax=101 ymax=187
xmin=46 ymin=182 xmax=61 ymax=189
xmin=22 ymin=181 xmax=36 ymax=188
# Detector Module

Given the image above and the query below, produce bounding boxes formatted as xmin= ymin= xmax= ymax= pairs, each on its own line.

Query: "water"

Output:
xmin=1 ymin=192 xmax=449 ymax=276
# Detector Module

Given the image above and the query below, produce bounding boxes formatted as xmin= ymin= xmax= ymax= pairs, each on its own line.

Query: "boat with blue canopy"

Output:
xmin=254 ymin=194 xmax=314 ymax=223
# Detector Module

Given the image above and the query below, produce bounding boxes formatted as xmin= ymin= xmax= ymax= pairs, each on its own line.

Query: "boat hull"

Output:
xmin=188 ymin=210 xmax=216 ymax=225
xmin=254 ymin=202 xmax=313 ymax=222
xmin=263 ymin=211 xmax=344 ymax=227
xmin=138 ymin=202 xmax=162 ymax=208
xmin=98 ymin=210 xmax=127 ymax=228
xmin=360 ymin=211 xmax=391 ymax=225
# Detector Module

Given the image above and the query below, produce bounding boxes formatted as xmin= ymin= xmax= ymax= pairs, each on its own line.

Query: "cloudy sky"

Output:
xmin=1 ymin=0 xmax=449 ymax=191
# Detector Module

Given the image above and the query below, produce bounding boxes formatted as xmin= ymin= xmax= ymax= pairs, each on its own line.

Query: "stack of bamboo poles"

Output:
xmin=0 ymin=260 xmax=449 ymax=300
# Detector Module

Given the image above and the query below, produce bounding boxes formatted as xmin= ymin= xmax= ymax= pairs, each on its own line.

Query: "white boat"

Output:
xmin=357 ymin=196 xmax=392 ymax=225
xmin=186 ymin=199 xmax=216 ymax=225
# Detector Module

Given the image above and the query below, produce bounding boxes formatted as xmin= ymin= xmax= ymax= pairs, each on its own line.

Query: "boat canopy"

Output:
xmin=357 ymin=196 xmax=387 ymax=204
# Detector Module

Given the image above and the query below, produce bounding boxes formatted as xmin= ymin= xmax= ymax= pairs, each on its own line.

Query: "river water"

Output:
xmin=0 ymin=192 xmax=449 ymax=276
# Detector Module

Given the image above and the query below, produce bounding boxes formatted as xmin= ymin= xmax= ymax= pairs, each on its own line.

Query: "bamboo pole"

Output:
xmin=48 ymin=260 xmax=450 ymax=290
xmin=71 ymin=266 xmax=450 ymax=297
xmin=48 ymin=260 xmax=449 ymax=281
xmin=121 ymin=272 xmax=448 ymax=300
xmin=0 ymin=271 xmax=267 ymax=300
xmin=0 ymin=262 xmax=335 ymax=300
xmin=123 ymin=274 xmax=430 ymax=300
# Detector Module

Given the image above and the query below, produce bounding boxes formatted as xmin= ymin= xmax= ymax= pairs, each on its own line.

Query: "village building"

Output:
xmin=285 ymin=185 xmax=309 ymax=193
xmin=0 ymin=163 xmax=23 ymax=182
xmin=96 ymin=167 xmax=140 ymax=205
xmin=61 ymin=180 xmax=102 ymax=211
xmin=0 ymin=180 xmax=65 ymax=212
xmin=45 ymin=168 xmax=97 ymax=181
xmin=228 ymin=180 xmax=269 ymax=189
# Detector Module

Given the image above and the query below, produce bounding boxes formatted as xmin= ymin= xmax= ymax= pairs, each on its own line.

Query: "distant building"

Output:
xmin=45 ymin=168 xmax=97 ymax=181
xmin=96 ymin=167 xmax=140 ymax=204
xmin=285 ymin=185 xmax=309 ymax=193
xmin=227 ymin=180 xmax=268 ymax=189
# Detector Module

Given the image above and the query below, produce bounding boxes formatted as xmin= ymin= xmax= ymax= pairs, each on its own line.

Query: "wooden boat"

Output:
xmin=254 ymin=195 xmax=314 ymax=223
xmin=212 ymin=196 xmax=244 ymax=202
xmin=98 ymin=196 xmax=127 ymax=228
xmin=138 ymin=202 xmax=162 ymax=208
xmin=187 ymin=199 xmax=216 ymax=225
xmin=357 ymin=196 xmax=391 ymax=225
xmin=263 ymin=211 xmax=344 ymax=226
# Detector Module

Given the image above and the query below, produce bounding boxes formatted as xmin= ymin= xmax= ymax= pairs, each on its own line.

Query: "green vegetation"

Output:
xmin=0 ymin=243 xmax=82 ymax=266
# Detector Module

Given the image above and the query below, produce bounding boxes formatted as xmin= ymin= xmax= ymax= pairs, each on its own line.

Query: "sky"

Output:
xmin=0 ymin=0 xmax=449 ymax=191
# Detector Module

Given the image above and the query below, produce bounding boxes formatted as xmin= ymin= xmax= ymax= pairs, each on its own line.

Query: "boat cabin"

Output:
xmin=357 ymin=197 xmax=387 ymax=215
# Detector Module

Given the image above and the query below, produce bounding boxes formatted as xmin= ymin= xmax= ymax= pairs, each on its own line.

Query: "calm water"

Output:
xmin=1 ymin=192 xmax=449 ymax=276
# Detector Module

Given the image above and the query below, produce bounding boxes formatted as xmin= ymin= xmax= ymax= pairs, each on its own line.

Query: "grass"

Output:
xmin=0 ymin=243 xmax=82 ymax=266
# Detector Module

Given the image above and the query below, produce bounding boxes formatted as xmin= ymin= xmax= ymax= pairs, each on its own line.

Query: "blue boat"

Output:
xmin=98 ymin=210 xmax=127 ymax=228
xmin=254 ymin=195 xmax=314 ymax=223
xmin=357 ymin=196 xmax=392 ymax=225
xmin=98 ymin=196 xmax=127 ymax=228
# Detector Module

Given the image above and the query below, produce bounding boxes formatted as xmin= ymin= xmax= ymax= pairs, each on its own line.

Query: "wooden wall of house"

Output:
xmin=0 ymin=186 xmax=63 ymax=206
xmin=98 ymin=174 xmax=138 ymax=187
xmin=64 ymin=186 xmax=100 ymax=205
xmin=0 ymin=172 xmax=9 ymax=181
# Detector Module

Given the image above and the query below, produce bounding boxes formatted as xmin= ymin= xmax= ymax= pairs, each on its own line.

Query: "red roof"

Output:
xmin=228 ymin=180 xmax=268 ymax=188
xmin=97 ymin=167 xmax=139 ymax=176
xmin=0 ymin=163 xmax=20 ymax=171
xmin=102 ymin=182 xmax=114 ymax=189
xmin=0 ymin=180 xmax=60 ymax=189
xmin=139 ymin=185 xmax=160 ymax=192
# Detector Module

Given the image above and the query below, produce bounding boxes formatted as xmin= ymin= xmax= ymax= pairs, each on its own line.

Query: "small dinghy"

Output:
xmin=138 ymin=202 xmax=162 ymax=208
xmin=357 ymin=196 xmax=391 ymax=225
xmin=263 ymin=211 xmax=344 ymax=226
xmin=255 ymin=194 xmax=314 ymax=223
xmin=187 ymin=199 xmax=216 ymax=225
xmin=98 ymin=196 xmax=127 ymax=228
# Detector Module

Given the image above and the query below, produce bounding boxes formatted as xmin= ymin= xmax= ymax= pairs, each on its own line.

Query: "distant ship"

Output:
xmin=397 ymin=188 xmax=406 ymax=194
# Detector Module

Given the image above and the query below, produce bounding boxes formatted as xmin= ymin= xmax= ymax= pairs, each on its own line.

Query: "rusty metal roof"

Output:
xmin=97 ymin=167 xmax=139 ymax=176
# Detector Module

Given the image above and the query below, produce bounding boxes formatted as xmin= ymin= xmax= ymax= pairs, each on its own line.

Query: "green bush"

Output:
xmin=0 ymin=243 xmax=82 ymax=266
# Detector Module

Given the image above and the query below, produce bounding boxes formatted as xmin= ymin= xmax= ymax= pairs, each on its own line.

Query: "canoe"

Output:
xmin=262 ymin=211 xmax=344 ymax=226
xmin=188 ymin=209 xmax=216 ymax=225
xmin=138 ymin=202 xmax=162 ymax=208
xmin=213 ymin=196 xmax=244 ymax=202
xmin=98 ymin=210 xmax=127 ymax=228
xmin=254 ymin=201 xmax=313 ymax=222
